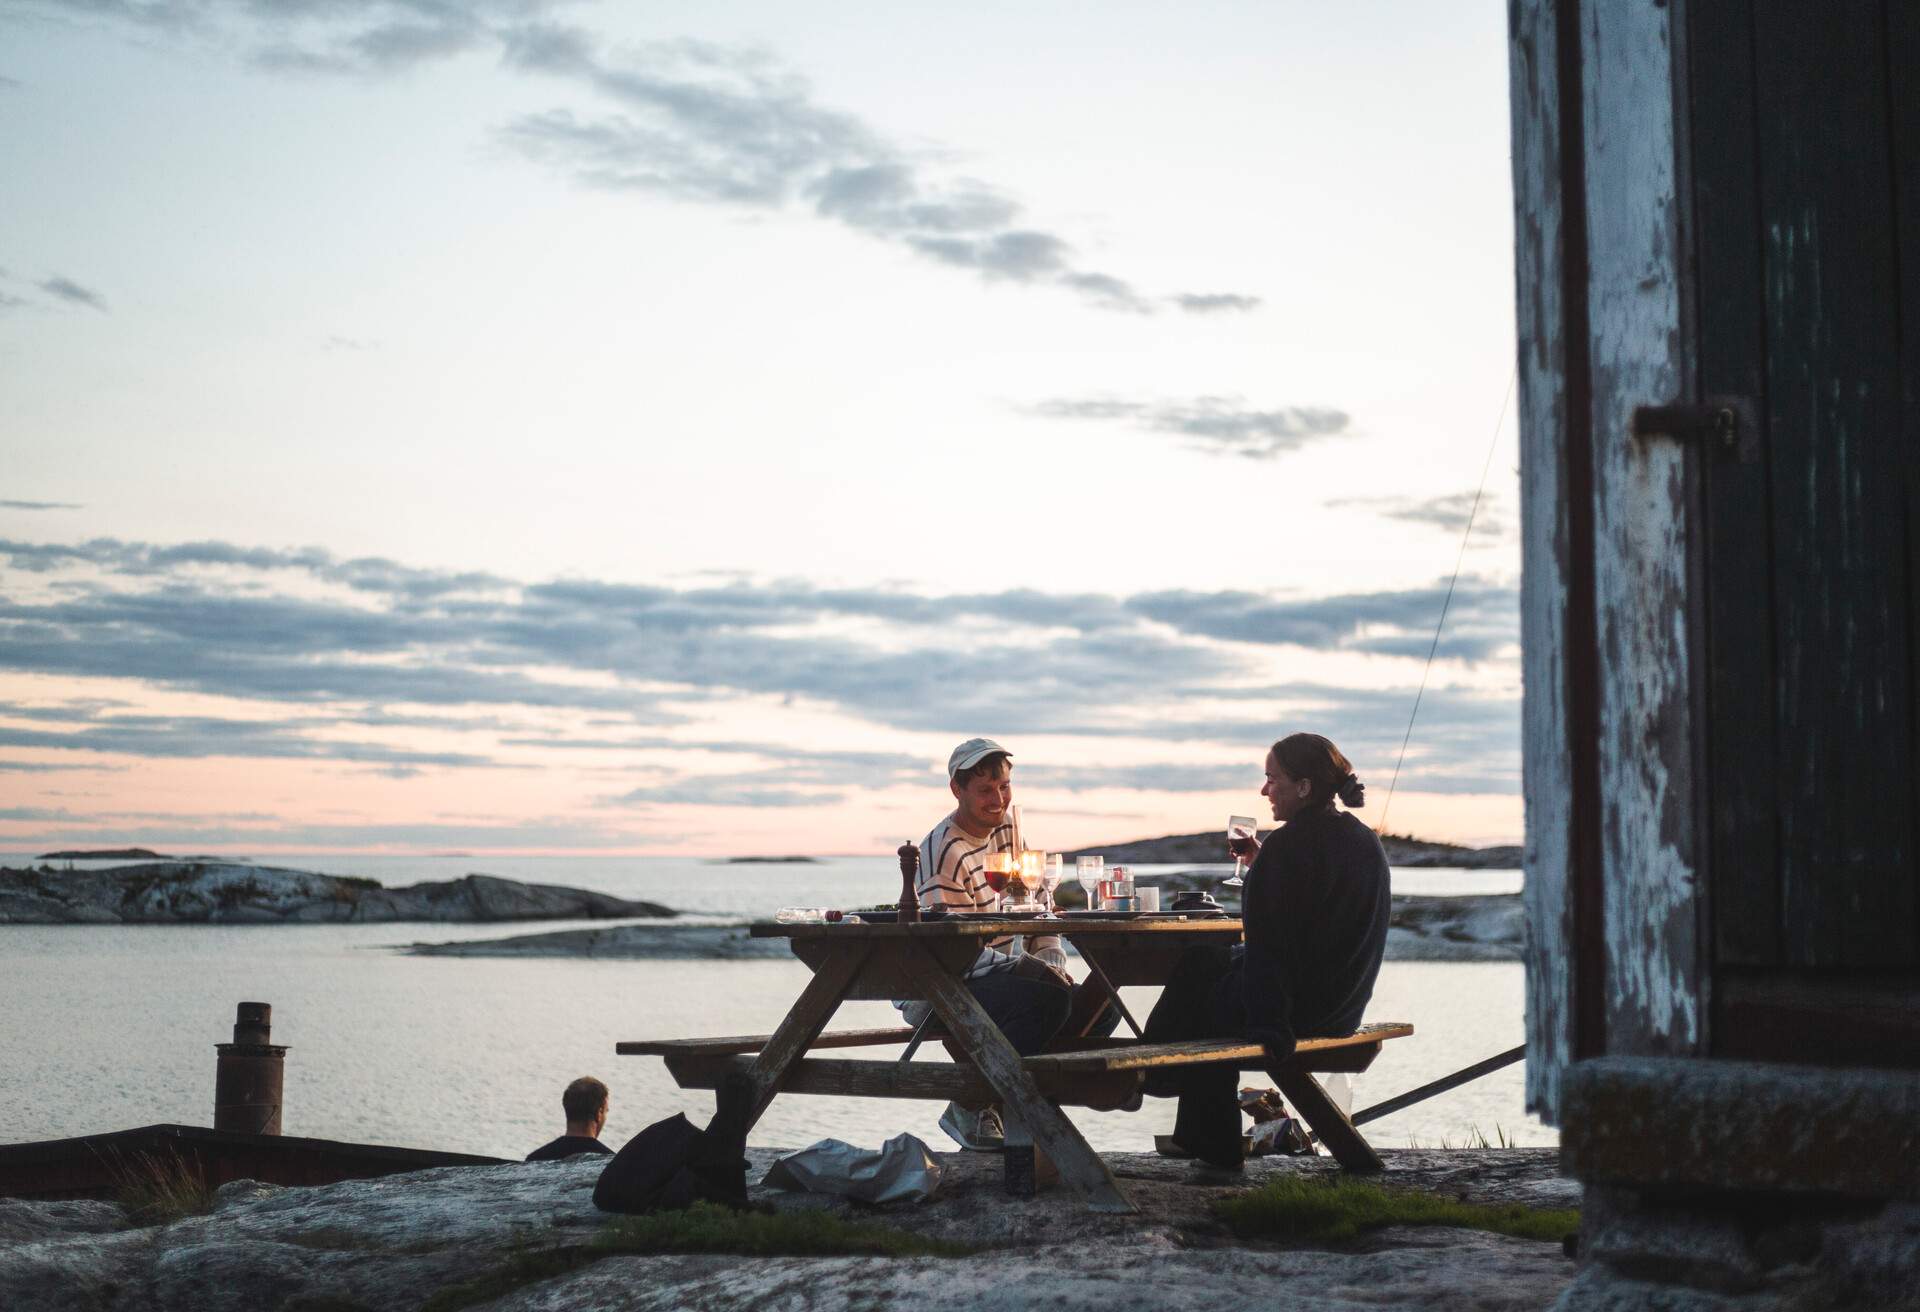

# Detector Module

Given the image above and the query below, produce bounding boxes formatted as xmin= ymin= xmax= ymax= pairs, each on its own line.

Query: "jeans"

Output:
xmin=963 ymin=957 xmax=1123 ymax=1057
xmin=1141 ymin=945 xmax=1250 ymax=1166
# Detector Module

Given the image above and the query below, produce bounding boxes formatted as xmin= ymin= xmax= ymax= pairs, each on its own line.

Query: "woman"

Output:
xmin=1143 ymin=732 xmax=1391 ymax=1168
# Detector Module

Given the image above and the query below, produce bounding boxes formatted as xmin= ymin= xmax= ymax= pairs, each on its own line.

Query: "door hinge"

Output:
xmin=1630 ymin=398 xmax=1758 ymax=461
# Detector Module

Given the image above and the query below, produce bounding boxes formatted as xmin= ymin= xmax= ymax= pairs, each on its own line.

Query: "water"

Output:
xmin=0 ymin=854 xmax=1544 ymax=1158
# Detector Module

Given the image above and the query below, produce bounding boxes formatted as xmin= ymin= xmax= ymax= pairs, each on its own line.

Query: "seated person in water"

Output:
xmin=525 ymin=1076 xmax=615 ymax=1161
xmin=1143 ymin=732 xmax=1391 ymax=1169
xmin=903 ymin=738 xmax=1119 ymax=1151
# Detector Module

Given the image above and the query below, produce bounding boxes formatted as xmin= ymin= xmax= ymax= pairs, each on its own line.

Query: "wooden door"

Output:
xmin=1687 ymin=0 xmax=1920 ymax=1064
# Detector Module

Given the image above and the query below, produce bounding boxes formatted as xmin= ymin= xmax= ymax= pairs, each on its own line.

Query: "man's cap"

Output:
xmin=947 ymin=737 xmax=1011 ymax=779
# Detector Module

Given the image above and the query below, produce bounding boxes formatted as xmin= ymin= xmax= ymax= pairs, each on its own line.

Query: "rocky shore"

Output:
xmin=0 ymin=863 xmax=672 ymax=925
xmin=1067 ymin=831 xmax=1522 ymax=869
xmin=399 ymin=891 xmax=1522 ymax=961
xmin=0 ymin=1148 xmax=1576 ymax=1310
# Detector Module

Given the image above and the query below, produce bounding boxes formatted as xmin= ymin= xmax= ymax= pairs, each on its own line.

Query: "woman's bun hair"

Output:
xmin=1271 ymin=733 xmax=1362 ymax=811
xmin=1336 ymin=772 xmax=1366 ymax=809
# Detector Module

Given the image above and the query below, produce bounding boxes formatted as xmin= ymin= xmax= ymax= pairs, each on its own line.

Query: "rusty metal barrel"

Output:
xmin=214 ymin=1001 xmax=288 ymax=1135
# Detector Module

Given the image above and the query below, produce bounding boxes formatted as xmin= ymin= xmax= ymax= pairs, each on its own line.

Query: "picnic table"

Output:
xmin=620 ymin=916 xmax=1411 ymax=1214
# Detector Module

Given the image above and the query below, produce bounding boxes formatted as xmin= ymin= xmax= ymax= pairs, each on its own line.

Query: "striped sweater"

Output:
xmin=914 ymin=812 xmax=1066 ymax=978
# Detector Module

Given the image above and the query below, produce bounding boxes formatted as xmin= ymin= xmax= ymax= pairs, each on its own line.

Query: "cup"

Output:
xmin=1136 ymin=887 xmax=1160 ymax=913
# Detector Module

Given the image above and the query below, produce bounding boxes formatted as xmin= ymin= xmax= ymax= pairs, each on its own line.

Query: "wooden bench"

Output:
xmin=622 ymin=1021 xmax=1413 ymax=1172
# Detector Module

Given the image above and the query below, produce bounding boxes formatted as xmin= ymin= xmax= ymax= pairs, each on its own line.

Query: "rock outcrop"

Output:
xmin=405 ymin=922 xmax=791 ymax=959
xmin=0 ymin=863 xmax=672 ymax=925
xmin=401 ymin=892 xmax=1523 ymax=962
xmin=0 ymin=1148 xmax=1577 ymax=1311
xmin=1064 ymin=831 xmax=1523 ymax=870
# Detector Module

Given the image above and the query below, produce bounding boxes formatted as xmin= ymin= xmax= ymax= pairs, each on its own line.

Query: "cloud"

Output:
xmin=1023 ymin=396 xmax=1352 ymax=460
xmin=0 ymin=715 xmax=503 ymax=769
xmin=1169 ymin=293 xmax=1262 ymax=314
xmin=610 ymin=771 xmax=842 ymax=809
xmin=22 ymin=2 xmax=1260 ymax=314
xmin=1126 ymin=578 xmax=1517 ymax=662
xmin=0 ymin=534 xmax=1518 ymax=792
xmin=37 ymin=276 xmax=108 ymax=311
xmin=0 ymin=806 xmax=82 ymax=821
xmin=490 ymin=33 xmax=1187 ymax=313
xmin=324 ymin=335 xmax=377 ymax=351
xmin=0 ymin=760 xmax=119 ymax=772
xmin=1020 ymin=762 xmax=1253 ymax=793
xmin=1328 ymin=490 xmax=1509 ymax=539
xmin=0 ymin=815 xmax=667 ymax=851
xmin=0 ymin=500 xmax=83 ymax=511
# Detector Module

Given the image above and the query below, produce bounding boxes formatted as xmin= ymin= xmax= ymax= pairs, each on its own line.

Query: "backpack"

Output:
xmin=592 ymin=1113 xmax=749 ymax=1214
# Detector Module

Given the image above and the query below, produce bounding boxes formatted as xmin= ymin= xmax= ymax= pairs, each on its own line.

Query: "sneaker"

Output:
xmin=939 ymin=1101 xmax=1005 ymax=1151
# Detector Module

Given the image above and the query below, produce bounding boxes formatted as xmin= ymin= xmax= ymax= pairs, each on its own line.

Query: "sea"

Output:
xmin=0 ymin=854 xmax=1546 ymax=1161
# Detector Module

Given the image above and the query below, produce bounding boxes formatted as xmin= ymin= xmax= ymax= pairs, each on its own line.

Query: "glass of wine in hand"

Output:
xmin=1224 ymin=815 xmax=1258 ymax=889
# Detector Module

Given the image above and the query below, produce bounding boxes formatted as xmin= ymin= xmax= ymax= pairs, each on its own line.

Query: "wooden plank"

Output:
xmin=1753 ymin=2 xmax=1915 ymax=966
xmin=1269 ymin=1067 xmax=1383 ymax=1174
xmin=1889 ymin=0 xmax=1920 ymax=969
xmin=721 ymin=942 xmax=868 ymax=1138
xmin=1068 ymin=942 xmax=1144 ymax=1037
xmin=1508 ymin=0 xmax=1583 ymax=1122
xmin=617 ymin=1027 xmax=916 ymax=1057
xmin=1711 ymin=969 xmax=1920 ymax=1069
xmin=904 ymin=938 xmax=1135 ymax=1213
xmin=1352 ymin=1045 xmax=1528 ymax=1128
xmin=1582 ymin=0 xmax=1705 ymax=1055
xmin=1069 ymin=936 xmax=1216 ymax=989
xmin=664 ymin=1054 xmax=1143 ymax=1110
xmin=1684 ymin=0 xmax=1781 ymax=968
xmin=1028 ymin=1024 xmax=1410 ymax=1075
xmin=790 ymin=936 xmax=979 ymax=999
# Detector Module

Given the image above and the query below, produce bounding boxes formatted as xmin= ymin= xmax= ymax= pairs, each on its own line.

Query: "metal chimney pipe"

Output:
xmin=214 ymin=1001 xmax=288 ymax=1135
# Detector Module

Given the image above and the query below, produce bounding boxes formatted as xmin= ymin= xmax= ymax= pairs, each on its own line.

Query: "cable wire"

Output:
xmin=1377 ymin=366 xmax=1517 ymax=836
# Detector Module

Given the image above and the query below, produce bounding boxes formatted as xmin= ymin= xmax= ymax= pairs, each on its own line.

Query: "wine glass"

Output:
xmin=1017 ymin=850 xmax=1043 ymax=908
xmin=983 ymin=851 xmax=1014 ymax=903
xmin=1075 ymin=855 xmax=1103 ymax=911
xmin=1042 ymin=853 xmax=1064 ymax=913
xmin=1224 ymin=815 xmax=1258 ymax=889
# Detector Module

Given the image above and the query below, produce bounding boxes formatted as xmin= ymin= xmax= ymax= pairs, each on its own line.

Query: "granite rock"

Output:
xmin=0 ymin=1149 xmax=1577 ymax=1311
xmin=0 ymin=863 xmax=671 ymax=924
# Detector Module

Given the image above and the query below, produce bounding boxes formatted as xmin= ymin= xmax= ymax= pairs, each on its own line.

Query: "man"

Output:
xmin=907 ymin=738 xmax=1117 ymax=1150
xmin=525 ymin=1076 xmax=614 ymax=1162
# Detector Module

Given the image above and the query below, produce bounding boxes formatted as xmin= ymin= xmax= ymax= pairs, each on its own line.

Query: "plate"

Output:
xmin=1060 ymin=909 xmax=1225 ymax=920
xmin=953 ymin=909 xmax=1053 ymax=920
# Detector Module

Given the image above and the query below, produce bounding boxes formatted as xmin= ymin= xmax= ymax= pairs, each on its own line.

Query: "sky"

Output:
xmin=0 ymin=0 xmax=1523 ymax=856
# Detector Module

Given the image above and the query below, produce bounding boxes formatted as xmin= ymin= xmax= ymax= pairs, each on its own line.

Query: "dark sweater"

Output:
xmin=1239 ymin=804 xmax=1391 ymax=1052
xmin=525 ymin=1134 xmax=613 ymax=1162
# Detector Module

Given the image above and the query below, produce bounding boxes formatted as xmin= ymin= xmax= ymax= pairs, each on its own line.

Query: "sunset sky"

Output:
xmin=0 ymin=0 xmax=1522 ymax=855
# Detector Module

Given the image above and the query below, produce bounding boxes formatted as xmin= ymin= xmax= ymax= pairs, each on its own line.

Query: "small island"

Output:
xmin=0 ymin=861 xmax=672 ymax=925
xmin=35 ymin=847 xmax=170 ymax=861
xmin=717 ymin=855 xmax=822 ymax=865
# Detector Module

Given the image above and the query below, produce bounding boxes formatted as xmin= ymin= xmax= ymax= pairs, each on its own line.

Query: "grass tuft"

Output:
xmin=1215 ymin=1175 xmax=1578 ymax=1245
xmin=420 ymin=1204 xmax=977 ymax=1312
xmin=110 ymin=1148 xmax=216 ymax=1227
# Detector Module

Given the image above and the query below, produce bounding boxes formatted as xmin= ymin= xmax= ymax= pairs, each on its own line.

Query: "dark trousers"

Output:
xmin=1142 ymin=945 xmax=1250 ymax=1166
xmin=963 ymin=957 xmax=1124 ymax=1059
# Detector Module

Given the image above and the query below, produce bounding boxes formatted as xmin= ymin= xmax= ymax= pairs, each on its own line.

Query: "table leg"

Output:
xmin=1071 ymin=943 xmax=1144 ymax=1038
xmin=1269 ymin=1066 xmax=1385 ymax=1173
xmin=709 ymin=943 xmax=870 ymax=1147
xmin=902 ymin=941 xmax=1136 ymax=1214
